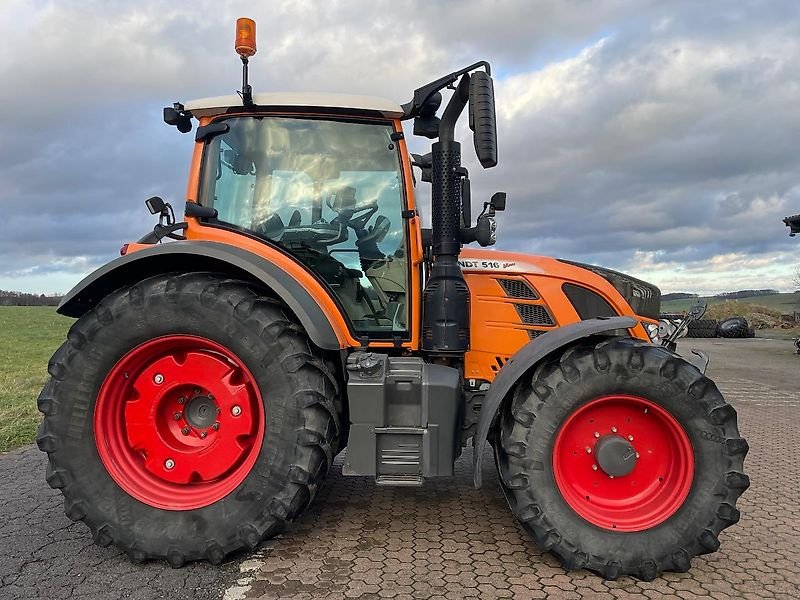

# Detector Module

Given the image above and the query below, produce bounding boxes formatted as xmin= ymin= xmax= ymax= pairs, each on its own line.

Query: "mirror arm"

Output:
xmin=402 ymin=61 xmax=491 ymax=120
xmin=439 ymin=75 xmax=471 ymax=144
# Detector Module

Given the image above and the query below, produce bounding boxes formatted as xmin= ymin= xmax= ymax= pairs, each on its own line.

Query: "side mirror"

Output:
xmin=413 ymin=92 xmax=442 ymax=139
xmin=468 ymin=71 xmax=498 ymax=169
xmin=490 ymin=192 xmax=506 ymax=212
xmin=145 ymin=196 xmax=167 ymax=215
xmin=163 ymin=105 xmax=193 ymax=134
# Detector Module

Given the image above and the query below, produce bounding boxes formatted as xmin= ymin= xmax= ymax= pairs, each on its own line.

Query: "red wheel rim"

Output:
xmin=94 ymin=335 xmax=265 ymax=510
xmin=552 ymin=395 xmax=694 ymax=531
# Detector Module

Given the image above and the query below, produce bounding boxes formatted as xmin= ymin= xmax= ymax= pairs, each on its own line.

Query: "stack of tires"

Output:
xmin=716 ymin=317 xmax=755 ymax=339
xmin=687 ymin=319 xmax=718 ymax=338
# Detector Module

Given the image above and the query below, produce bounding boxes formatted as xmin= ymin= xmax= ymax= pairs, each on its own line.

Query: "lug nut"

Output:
xmin=585 ymin=447 xmax=592 ymax=454
xmin=643 ymin=407 xmax=648 ymax=414
xmin=164 ymin=459 xmax=175 ymax=470
xmin=208 ymin=394 xmax=214 ymax=401
xmin=594 ymin=432 xmax=600 ymax=438
xmin=200 ymin=431 xmax=208 ymax=439
xmin=232 ymin=405 xmax=242 ymax=416
xmin=181 ymin=427 xmax=190 ymax=435
xmin=635 ymin=452 xmax=640 ymax=458
xmin=178 ymin=396 xmax=186 ymax=405
xmin=212 ymin=422 xmax=220 ymax=431
xmin=611 ymin=426 xmax=618 ymax=433
xmin=173 ymin=412 xmax=182 ymax=420
xmin=609 ymin=474 xmax=615 ymax=479
xmin=628 ymin=435 xmax=634 ymax=441
xmin=591 ymin=464 xmax=598 ymax=471
xmin=154 ymin=373 xmax=164 ymax=385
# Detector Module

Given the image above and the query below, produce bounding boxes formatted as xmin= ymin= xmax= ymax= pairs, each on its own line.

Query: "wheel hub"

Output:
xmin=184 ymin=395 xmax=218 ymax=429
xmin=594 ymin=434 xmax=637 ymax=477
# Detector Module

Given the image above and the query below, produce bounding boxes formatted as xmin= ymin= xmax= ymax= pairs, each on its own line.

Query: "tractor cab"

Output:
xmin=186 ymin=97 xmax=412 ymax=335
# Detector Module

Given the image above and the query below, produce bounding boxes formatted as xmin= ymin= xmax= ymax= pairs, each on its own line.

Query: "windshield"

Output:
xmin=200 ymin=116 xmax=409 ymax=336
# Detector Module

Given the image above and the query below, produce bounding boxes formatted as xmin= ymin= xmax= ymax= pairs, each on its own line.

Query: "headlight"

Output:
xmin=645 ymin=322 xmax=660 ymax=344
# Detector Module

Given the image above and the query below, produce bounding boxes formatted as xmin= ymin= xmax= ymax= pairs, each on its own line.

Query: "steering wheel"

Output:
xmin=348 ymin=204 xmax=379 ymax=231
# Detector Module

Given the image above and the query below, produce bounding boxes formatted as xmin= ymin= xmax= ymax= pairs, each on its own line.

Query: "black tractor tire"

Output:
xmin=687 ymin=328 xmax=717 ymax=338
xmin=37 ymin=273 xmax=340 ymax=566
xmin=717 ymin=317 xmax=749 ymax=339
xmin=687 ymin=319 xmax=718 ymax=338
xmin=495 ymin=337 xmax=748 ymax=580
xmin=690 ymin=319 xmax=718 ymax=330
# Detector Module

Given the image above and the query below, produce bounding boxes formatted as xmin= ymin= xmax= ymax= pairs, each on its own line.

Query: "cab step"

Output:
xmin=375 ymin=474 xmax=424 ymax=486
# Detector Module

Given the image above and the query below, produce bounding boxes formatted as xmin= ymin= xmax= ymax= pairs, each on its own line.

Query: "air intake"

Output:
xmin=514 ymin=303 xmax=555 ymax=326
xmin=497 ymin=278 xmax=538 ymax=299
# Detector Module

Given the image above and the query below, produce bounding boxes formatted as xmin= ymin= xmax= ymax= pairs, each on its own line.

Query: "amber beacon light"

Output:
xmin=235 ymin=18 xmax=257 ymax=57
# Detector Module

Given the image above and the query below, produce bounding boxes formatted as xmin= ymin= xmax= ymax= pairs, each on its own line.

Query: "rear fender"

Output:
xmin=58 ymin=241 xmax=344 ymax=350
xmin=472 ymin=316 xmax=638 ymax=488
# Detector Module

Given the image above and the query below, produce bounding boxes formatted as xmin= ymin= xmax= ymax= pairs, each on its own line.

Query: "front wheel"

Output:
xmin=37 ymin=273 xmax=340 ymax=566
xmin=495 ymin=337 xmax=749 ymax=580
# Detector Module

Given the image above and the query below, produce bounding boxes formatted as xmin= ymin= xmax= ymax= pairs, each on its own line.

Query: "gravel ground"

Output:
xmin=1 ymin=337 xmax=798 ymax=599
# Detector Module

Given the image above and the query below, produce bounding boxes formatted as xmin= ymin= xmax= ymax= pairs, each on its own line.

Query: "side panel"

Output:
xmin=58 ymin=241 xmax=346 ymax=350
xmin=464 ymin=272 xmax=650 ymax=381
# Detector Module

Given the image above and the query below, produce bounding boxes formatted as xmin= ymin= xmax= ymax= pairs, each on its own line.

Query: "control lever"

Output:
xmin=662 ymin=301 xmax=706 ymax=353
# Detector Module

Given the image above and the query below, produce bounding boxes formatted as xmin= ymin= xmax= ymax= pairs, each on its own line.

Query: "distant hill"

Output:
xmin=715 ymin=289 xmax=779 ymax=299
xmin=662 ymin=292 xmax=699 ymax=301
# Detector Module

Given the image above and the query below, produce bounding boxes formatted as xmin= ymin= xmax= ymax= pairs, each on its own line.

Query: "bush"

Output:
xmin=705 ymin=302 xmax=782 ymax=329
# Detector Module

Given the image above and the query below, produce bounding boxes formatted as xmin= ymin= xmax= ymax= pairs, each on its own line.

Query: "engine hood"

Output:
xmin=458 ymin=249 xmax=661 ymax=320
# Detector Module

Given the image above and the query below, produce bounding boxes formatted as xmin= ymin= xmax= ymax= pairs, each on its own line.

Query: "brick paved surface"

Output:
xmin=1 ymin=338 xmax=799 ymax=599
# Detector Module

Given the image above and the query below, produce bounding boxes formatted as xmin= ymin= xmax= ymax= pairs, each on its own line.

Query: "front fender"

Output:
xmin=58 ymin=241 xmax=343 ymax=350
xmin=472 ymin=316 xmax=638 ymax=488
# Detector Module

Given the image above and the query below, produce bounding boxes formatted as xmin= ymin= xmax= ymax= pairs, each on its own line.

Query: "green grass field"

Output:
xmin=0 ymin=307 xmax=73 ymax=452
xmin=661 ymin=292 xmax=800 ymax=313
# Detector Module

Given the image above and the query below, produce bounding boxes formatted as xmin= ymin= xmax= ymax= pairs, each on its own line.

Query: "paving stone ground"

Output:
xmin=1 ymin=337 xmax=799 ymax=599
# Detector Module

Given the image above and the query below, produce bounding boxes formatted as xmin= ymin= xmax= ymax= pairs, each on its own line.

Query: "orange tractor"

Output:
xmin=38 ymin=19 xmax=748 ymax=579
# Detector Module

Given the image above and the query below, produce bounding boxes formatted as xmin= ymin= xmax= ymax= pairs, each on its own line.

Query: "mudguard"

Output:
xmin=472 ymin=316 xmax=638 ymax=488
xmin=58 ymin=241 xmax=342 ymax=350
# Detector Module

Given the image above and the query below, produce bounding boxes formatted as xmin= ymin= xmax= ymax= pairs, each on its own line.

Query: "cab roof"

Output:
xmin=185 ymin=92 xmax=405 ymax=119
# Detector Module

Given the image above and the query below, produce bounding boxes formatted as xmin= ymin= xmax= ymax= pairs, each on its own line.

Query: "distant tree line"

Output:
xmin=0 ymin=290 xmax=63 ymax=306
xmin=714 ymin=289 xmax=779 ymax=299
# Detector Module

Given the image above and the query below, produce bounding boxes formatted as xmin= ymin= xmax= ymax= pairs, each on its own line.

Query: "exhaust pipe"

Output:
xmin=422 ymin=76 xmax=471 ymax=354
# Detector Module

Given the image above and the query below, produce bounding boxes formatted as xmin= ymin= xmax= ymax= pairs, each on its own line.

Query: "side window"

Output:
xmin=202 ymin=117 xmax=409 ymax=337
xmin=214 ymin=139 xmax=256 ymax=225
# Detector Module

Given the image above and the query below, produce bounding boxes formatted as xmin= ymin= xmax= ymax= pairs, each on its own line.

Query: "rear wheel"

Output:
xmin=37 ymin=273 xmax=340 ymax=566
xmin=495 ymin=337 xmax=748 ymax=580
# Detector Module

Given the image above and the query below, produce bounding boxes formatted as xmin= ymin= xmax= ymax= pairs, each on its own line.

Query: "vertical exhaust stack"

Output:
xmin=422 ymin=76 xmax=472 ymax=354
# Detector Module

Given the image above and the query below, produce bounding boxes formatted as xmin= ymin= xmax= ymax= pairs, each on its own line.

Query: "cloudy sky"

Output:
xmin=1 ymin=0 xmax=799 ymax=295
